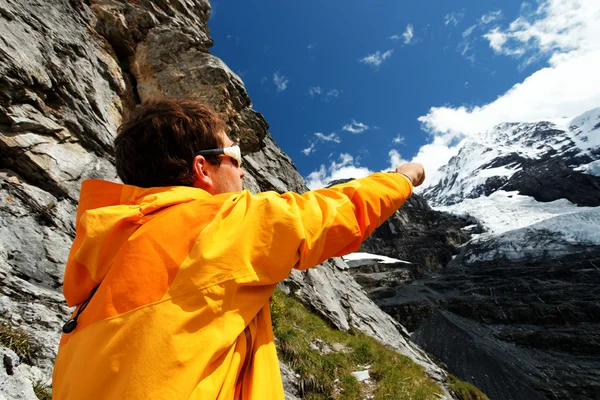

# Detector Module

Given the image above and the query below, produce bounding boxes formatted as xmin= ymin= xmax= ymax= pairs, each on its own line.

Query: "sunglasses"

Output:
xmin=196 ymin=143 xmax=242 ymax=168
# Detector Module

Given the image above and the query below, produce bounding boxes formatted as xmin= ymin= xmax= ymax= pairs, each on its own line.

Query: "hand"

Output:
xmin=395 ymin=163 xmax=426 ymax=187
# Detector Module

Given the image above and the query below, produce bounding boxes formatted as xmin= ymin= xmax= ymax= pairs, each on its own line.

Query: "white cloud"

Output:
xmin=390 ymin=34 xmax=401 ymax=41
xmin=305 ymin=153 xmax=373 ymax=189
xmin=314 ymin=132 xmax=341 ymax=143
xmin=307 ymin=43 xmax=316 ymax=50
xmin=483 ymin=27 xmax=508 ymax=53
xmin=308 ymin=86 xmax=321 ymax=97
xmin=302 ymin=143 xmax=316 ymax=156
xmin=273 ymin=71 xmax=289 ymax=92
xmin=479 ymin=9 xmax=503 ymax=25
xmin=482 ymin=0 xmax=600 ymax=64
xmin=302 ymin=131 xmax=342 ymax=156
xmin=402 ymin=24 xmax=414 ymax=44
xmin=388 ymin=149 xmax=408 ymax=171
xmin=445 ymin=11 xmax=465 ymax=26
xmin=416 ymin=0 xmax=600 ymax=188
xmin=463 ymin=24 xmax=477 ymax=38
xmin=411 ymin=135 xmax=462 ymax=189
xmin=360 ymin=50 xmax=394 ymax=68
xmin=308 ymin=87 xmax=340 ymax=100
xmin=392 ymin=134 xmax=405 ymax=144
xmin=420 ymin=50 xmax=600 ymax=136
xmin=342 ymin=120 xmax=370 ymax=134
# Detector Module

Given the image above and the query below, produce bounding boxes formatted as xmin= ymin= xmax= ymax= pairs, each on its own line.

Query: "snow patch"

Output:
xmin=574 ymin=160 xmax=600 ymax=176
xmin=435 ymin=191 xmax=597 ymax=235
xmin=464 ymin=208 xmax=600 ymax=263
xmin=342 ymin=252 xmax=411 ymax=264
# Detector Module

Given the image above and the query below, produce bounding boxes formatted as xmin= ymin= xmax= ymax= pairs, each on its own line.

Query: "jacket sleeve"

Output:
xmin=236 ymin=172 xmax=413 ymax=283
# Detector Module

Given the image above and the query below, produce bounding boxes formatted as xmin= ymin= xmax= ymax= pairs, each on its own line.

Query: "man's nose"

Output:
xmin=239 ymin=168 xmax=245 ymax=179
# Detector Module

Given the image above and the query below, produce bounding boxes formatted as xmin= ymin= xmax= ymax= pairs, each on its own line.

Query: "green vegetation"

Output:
xmin=0 ymin=316 xmax=33 ymax=361
xmin=446 ymin=374 xmax=489 ymax=400
xmin=33 ymin=381 xmax=52 ymax=400
xmin=271 ymin=289 xmax=444 ymax=399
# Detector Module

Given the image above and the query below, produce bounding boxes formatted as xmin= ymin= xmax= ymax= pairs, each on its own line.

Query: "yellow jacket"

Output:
xmin=52 ymin=172 xmax=413 ymax=399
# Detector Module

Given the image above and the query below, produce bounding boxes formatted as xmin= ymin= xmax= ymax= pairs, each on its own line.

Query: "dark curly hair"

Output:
xmin=114 ymin=98 xmax=225 ymax=187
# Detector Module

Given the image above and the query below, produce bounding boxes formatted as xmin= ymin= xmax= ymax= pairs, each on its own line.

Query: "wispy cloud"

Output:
xmin=360 ymin=50 xmax=394 ymax=68
xmin=462 ymin=24 xmax=477 ymax=38
xmin=273 ymin=71 xmax=289 ymax=92
xmin=305 ymin=153 xmax=373 ymax=189
xmin=458 ymin=23 xmax=482 ymax=63
xmin=342 ymin=120 xmax=370 ymax=134
xmin=302 ymin=143 xmax=316 ymax=156
xmin=226 ymin=34 xmax=240 ymax=45
xmin=307 ymin=43 xmax=316 ymax=50
xmin=402 ymin=24 xmax=414 ymax=44
xmin=479 ymin=9 xmax=503 ymax=25
xmin=314 ymin=132 xmax=341 ymax=143
xmin=307 ymin=87 xmax=341 ymax=101
xmin=308 ymin=86 xmax=321 ymax=97
xmin=303 ymin=131 xmax=342 ymax=156
xmin=392 ymin=134 xmax=405 ymax=144
xmin=445 ymin=10 xmax=465 ymax=26
xmin=390 ymin=34 xmax=402 ymax=41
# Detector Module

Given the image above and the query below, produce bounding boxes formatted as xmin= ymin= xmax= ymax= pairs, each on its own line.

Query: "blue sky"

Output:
xmin=208 ymin=0 xmax=600 ymax=188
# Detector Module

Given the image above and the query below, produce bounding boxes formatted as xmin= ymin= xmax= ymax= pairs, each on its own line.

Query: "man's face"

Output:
xmin=204 ymin=132 xmax=245 ymax=194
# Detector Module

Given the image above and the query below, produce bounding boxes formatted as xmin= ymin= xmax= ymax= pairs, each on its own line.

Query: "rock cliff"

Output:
xmin=0 ymin=0 xmax=450 ymax=398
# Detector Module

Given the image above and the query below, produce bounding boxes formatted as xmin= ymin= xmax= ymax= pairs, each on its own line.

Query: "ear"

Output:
xmin=192 ymin=155 xmax=213 ymax=190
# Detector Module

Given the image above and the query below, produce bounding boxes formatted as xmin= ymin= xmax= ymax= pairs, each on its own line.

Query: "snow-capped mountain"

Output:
xmin=422 ymin=108 xmax=600 ymax=262
xmin=423 ymin=108 xmax=600 ymax=207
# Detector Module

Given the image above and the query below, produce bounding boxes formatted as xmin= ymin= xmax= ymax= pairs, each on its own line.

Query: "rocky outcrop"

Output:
xmin=416 ymin=247 xmax=600 ymax=400
xmin=0 ymin=0 xmax=451 ymax=398
xmin=0 ymin=347 xmax=39 ymax=400
xmin=360 ymin=194 xmax=478 ymax=272
xmin=501 ymin=154 xmax=600 ymax=206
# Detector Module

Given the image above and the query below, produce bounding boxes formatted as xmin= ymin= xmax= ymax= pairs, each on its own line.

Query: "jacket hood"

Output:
xmin=63 ymin=179 xmax=211 ymax=306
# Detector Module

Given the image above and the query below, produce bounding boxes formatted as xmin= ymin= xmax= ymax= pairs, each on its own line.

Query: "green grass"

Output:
xmin=33 ymin=381 xmax=52 ymax=400
xmin=446 ymin=374 xmax=489 ymax=400
xmin=0 ymin=316 xmax=33 ymax=362
xmin=271 ymin=289 xmax=445 ymax=399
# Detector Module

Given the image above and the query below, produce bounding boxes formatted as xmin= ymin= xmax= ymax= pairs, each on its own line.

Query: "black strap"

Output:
xmin=62 ymin=285 xmax=99 ymax=334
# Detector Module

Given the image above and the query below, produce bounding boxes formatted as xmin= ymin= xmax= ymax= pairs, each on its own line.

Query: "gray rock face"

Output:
xmin=360 ymin=194 xmax=478 ymax=272
xmin=0 ymin=348 xmax=39 ymax=400
xmin=412 ymin=311 xmax=547 ymax=400
xmin=0 ymin=0 xmax=451 ymax=398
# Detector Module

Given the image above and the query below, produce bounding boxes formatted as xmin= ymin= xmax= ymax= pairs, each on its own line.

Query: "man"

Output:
xmin=52 ymin=98 xmax=425 ymax=399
